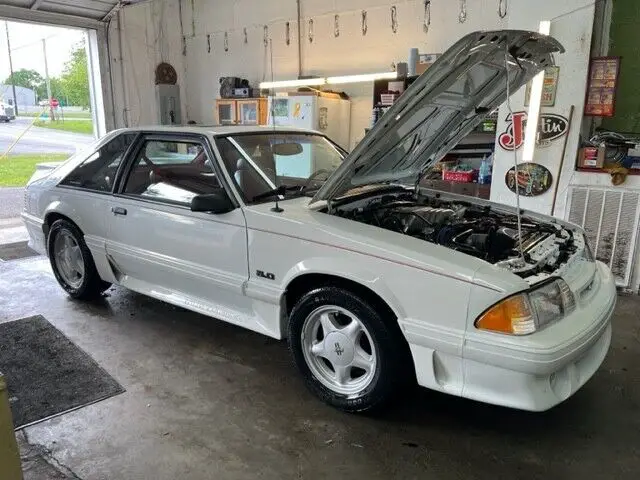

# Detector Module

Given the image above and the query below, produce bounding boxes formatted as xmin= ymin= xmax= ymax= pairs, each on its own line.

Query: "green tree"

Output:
xmin=49 ymin=78 xmax=65 ymax=103
xmin=60 ymin=42 xmax=90 ymax=109
xmin=2 ymin=68 xmax=45 ymax=98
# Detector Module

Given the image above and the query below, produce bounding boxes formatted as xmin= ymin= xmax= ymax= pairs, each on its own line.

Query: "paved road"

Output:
xmin=0 ymin=117 xmax=95 ymax=155
xmin=0 ymin=187 xmax=23 ymax=219
xmin=0 ymin=187 xmax=27 ymax=244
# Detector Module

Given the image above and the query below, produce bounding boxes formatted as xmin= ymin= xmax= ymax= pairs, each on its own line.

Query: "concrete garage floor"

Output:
xmin=1 ymin=256 xmax=639 ymax=480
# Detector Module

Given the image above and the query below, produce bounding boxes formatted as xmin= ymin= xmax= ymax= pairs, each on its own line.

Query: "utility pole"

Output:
xmin=4 ymin=21 xmax=18 ymax=116
xmin=41 ymin=38 xmax=54 ymax=121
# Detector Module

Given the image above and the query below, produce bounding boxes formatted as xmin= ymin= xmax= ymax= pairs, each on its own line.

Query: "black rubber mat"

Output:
xmin=0 ymin=241 xmax=39 ymax=261
xmin=0 ymin=315 xmax=124 ymax=429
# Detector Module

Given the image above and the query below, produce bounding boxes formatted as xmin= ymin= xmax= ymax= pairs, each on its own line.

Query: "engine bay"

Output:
xmin=329 ymin=190 xmax=579 ymax=279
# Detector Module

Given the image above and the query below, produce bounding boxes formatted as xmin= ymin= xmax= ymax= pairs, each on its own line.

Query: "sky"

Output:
xmin=0 ymin=20 xmax=86 ymax=83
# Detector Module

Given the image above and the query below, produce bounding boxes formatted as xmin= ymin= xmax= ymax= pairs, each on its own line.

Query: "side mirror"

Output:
xmin=190 ymin=189 xmax=235 ymax=214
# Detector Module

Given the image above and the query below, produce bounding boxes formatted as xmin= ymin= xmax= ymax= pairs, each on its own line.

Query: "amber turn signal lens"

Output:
xmin=475 ymin=293 xmax=536 ymax=335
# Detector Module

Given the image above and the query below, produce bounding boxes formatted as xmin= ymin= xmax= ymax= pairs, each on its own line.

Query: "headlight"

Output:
xmin=475 ymin=278 xmax=576 ymax=335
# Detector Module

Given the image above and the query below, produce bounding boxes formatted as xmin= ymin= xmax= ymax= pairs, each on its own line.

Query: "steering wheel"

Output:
xmin=302 ymin=169 xmax=331 ymax=192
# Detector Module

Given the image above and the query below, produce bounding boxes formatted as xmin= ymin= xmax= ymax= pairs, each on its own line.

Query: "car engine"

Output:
xmin=331 ymin=191 xmax=578 ymax=278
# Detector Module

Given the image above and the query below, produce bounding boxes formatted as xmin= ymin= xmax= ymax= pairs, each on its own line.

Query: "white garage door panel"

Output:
xmin=1 ymin=0 xmax=121 ymax=21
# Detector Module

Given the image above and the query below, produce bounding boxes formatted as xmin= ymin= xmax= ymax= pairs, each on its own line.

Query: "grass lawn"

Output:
xmin=34 ymin=119 xmax=94 ymax=135
xmin=0 ymin=154 xmax=69 ymax=187
xmin=21 ymin=111 xmax=93 ymax=119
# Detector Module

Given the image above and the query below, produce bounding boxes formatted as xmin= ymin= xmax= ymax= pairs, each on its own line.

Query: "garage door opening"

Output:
xmin=0 ymin=19 xmax=106 ymax=139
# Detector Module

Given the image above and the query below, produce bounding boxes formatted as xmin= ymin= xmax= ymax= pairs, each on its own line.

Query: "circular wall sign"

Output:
xmin=505 ymin=162 xmax=553 ymax=197
xmin=155 ymin=62 xmax=177 ymax=85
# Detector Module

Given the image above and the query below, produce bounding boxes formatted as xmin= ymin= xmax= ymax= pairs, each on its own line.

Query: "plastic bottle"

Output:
xmin=479 ymin=155 xmax=492 ymax=184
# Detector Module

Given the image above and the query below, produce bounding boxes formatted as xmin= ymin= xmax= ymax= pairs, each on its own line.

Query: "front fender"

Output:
xmin=281 ymin=256 xmax=407 ymax=320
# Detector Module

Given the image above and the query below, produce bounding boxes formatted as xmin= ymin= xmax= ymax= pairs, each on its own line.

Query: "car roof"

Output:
xmin=112 ymin=124 xmax=321 ymax=137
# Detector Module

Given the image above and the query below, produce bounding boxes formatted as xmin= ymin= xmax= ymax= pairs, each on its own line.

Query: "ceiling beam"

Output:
xmin=30 ymin=0 xmax=44 ymax=10
xmin=0 ymin=4 xmax=104 ymax=29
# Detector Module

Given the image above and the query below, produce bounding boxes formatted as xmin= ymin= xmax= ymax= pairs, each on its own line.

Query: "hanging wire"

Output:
xmin=458 ymin=0 xmax=467 ymax=23
xmin=361 ymin=10 xmax=368 ymax=36
xmin=285 ymin=21 xmax=290 ymax=45
xmin=504 ymin=44 xmax=526 ymax=264
xmin=391 ymin=6 xmax=398 ymax=33
xmin=308 ymin=19 xmax=314 ymax=43
xmin=206 ymin=33 xmax=211 ymax=53
xmin=423 ymin=1 xmax=431 ymax=34
xmin=190 ymin=0 xmax=196 ymax=36
xmin=262 ymin=28 xmax=269 ymax=82
xmin=498 ymin=0 xmax=508 ymax=18
xmin=263 ymin=25 xmax=269 ymax=47
xmin=334 ymin=14 xmax=340 ymax=37
xmin=243 ymin=27 xmax=248 ymax=44
xmin=224 ymin=31 xmax=229 ymax=52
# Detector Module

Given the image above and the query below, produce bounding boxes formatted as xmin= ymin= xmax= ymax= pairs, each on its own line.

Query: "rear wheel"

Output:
xmin=288 ymin=286 xmax=409 ymax=413
xmin=48 ymin=219 xmax=111 ymax=299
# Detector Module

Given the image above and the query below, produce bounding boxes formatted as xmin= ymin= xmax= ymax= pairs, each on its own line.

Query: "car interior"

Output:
xmin=124 ymin=143 xmax=221 ymax=199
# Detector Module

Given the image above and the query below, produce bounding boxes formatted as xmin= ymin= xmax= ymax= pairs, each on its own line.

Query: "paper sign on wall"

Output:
xmin=524 ymin=66 xmax=560 ymax=107
xmin=584 ymin=56 xmax=620 ymax=117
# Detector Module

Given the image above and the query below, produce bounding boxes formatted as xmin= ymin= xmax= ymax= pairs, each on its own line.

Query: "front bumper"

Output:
xmin=460 ymin=261 xmax=616 ymax=411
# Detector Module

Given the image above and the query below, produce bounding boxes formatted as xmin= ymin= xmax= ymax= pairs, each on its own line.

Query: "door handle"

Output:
xmin=111 ymin=206 xmax=127 ymax=216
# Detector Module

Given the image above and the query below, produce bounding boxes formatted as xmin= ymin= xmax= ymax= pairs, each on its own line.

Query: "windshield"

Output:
xmin=215 ymin=133 xmax=345 ymax=204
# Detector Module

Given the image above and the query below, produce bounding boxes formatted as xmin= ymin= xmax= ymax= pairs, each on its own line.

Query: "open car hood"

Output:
xmin=312 ymin=30 xmax=564 ymax=204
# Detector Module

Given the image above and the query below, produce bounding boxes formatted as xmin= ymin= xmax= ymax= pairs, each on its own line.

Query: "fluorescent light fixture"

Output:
xmin=259 ymin=71 xmax=397 ymax=89
xmin=326 ymin=71 xmax=397 ymax=84
xmin=259 ymin=78 xmax=325 ymax=89
xmin=522 ymin=20 xmax=551 ymax=162
xmin=538 ymin=20 xmax=551 ymax=35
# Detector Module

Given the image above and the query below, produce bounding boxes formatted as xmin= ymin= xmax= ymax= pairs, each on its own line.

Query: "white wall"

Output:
xmin=107 ymin=0 xmax=186 ymax=128
xmin=490 ymin=0 xmax=596 ymax=220
xmin=112 ymin=0 xmax=509 ymax=147
xmin=184 ymin=0 xmax=511 ymax=149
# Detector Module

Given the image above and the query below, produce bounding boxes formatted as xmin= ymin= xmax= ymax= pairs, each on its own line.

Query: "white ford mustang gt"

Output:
xmin=22 ymin=30 xmax=616 ymax=413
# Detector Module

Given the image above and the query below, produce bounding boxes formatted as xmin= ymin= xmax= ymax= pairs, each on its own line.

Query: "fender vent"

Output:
xmin=567 ymin=186 xmax=640 ymax=288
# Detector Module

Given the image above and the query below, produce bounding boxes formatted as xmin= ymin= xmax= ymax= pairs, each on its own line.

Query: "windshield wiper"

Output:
xmin=252 ymin=184 xmax=302 ymax=202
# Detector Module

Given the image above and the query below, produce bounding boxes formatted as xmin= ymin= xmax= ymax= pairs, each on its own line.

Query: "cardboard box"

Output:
xmin=416 ymin=53 xmax=441 ymax=75
xmin=577 ymin=147 xmax=605 ymax=169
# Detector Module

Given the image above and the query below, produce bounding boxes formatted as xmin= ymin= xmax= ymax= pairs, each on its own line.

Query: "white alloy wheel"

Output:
xmin=301 ymin=305 xmax=377 ymax=396
xmin=53 ymin=230 xmax=85 ymax=289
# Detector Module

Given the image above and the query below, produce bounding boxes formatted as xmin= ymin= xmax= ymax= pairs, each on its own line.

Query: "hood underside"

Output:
xmin=313 ymin=30 xmax=564 ymax=203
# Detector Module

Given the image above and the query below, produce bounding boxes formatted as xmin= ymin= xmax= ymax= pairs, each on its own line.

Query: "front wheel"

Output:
xmin=288 ymin=286 xmax=410 ymax=413
xmin=48 ymin=219 xmax=111 ymax=299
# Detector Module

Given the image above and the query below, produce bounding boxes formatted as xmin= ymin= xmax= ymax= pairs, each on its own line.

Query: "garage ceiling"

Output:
xmin=0 ymin=0 xmax=148 ymax=26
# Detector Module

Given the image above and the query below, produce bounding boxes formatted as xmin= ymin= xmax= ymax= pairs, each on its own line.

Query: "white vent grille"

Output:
xmin=567 ymin=186 xmax=640 ymax=287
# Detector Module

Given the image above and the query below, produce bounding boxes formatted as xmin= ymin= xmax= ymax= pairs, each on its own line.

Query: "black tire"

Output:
xmin=47 ymin=219 xmax=111 ymax=299
xmin=287 ymin=286 xmax=410 ymax=413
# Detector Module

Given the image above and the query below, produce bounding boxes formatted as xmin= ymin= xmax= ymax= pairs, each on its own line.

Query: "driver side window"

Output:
xmin=122 ymin=139 xmax=220 ymax=205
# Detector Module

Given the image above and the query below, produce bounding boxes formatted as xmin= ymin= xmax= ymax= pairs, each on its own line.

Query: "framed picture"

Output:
xmin=505 ymin=163 xmax=553 ymax=197
xmin=584 ymin=57 xmax=620 ymax=117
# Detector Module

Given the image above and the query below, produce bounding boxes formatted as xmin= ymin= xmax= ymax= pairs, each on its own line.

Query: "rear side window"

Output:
xmin=60 ymin=133 xmax=136 ymax=192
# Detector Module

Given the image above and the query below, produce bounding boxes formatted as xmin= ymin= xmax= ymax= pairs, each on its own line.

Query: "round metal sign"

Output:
xmin=505 ymin=162 xmax=553 ymax=197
